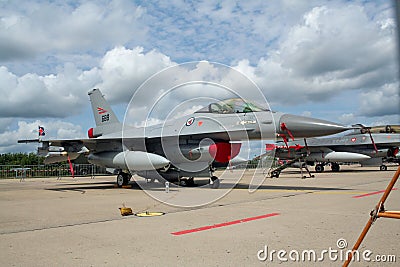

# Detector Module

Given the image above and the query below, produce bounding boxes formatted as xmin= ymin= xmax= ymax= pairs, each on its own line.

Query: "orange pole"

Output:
xmin=378 ymin=212 xmax=400 ymax=219
xmin=343 ymin=166 xmax=400 ymax=267
xmin=378 ymin=166 xmax=400 ymax=205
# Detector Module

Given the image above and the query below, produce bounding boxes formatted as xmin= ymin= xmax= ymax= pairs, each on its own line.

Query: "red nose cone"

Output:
xmin=88 ymin=128 xmax=94 ymax=138
xmin=209 ymin=143 xmax=241 ymax=163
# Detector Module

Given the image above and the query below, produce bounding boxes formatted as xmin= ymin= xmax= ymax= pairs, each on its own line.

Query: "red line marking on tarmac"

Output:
xmin=171 ymin=213 xmax=280 ymax=236
xmin=352 ymin=188 xmax=397 ymax=199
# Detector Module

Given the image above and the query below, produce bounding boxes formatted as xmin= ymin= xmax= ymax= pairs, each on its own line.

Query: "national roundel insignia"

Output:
xmin=186 ymin=117 xmax=195 ymax=126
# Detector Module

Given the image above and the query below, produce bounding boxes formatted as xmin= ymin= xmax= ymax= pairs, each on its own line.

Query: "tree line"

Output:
xmin=0 ymin=153 xmax=44 ymax=165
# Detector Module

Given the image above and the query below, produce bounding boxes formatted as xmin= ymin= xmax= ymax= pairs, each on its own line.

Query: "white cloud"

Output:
xmin=232 ymin=4 xmax=397 ymax=112
xmin=0 ymin=0 xmax=145 ymax=61
xmin=96 ymin=46 xmax=175 ymax=104
xmin=359 ymin=83 xmax=400 ymax=117
xmin=338 ymin=113 xmax=357 ymax=125
xmin=0 ymin=64 xmax=92 ymax=118
xmin=0 ymin=46 xmax=176 ymax=119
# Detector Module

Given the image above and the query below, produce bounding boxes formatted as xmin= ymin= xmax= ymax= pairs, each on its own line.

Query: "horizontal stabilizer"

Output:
xmin=17 ymin=139 xmax=40 ymax=143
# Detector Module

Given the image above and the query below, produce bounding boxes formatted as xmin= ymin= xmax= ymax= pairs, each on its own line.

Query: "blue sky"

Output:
xmin=0 ymin=0 xmax=399 ymax=153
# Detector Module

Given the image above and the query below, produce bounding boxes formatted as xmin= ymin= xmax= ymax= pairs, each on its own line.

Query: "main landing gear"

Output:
xmin=179 ymin=175 xmax=220 ymax=188
xmin=331 ymin=163 xmax=340 ymax=172
xmin=179 ymin=177 xmax=195 ymax=187
xmin=315 ymin=163 xmax=341 ymax=172
xmin=315 ymin=164 xmax=324 ymax=173
xmin=116 ymin=172 xmax=132 ymax=187
xmin=209 ymin=166 xmax=220 ymax=189
xmin=209 ymin=176 xmax=220 ymax=189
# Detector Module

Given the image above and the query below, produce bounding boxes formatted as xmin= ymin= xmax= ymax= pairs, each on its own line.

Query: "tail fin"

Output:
xmin=88 ymin=89 xmax=121 ymax=137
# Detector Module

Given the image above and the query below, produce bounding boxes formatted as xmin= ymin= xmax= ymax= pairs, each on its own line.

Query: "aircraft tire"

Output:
xmin=123 ymin=173 xmax=131 ymax=185
xmin=271 ymin=171 xmax=280 ymax=178
xmin=380 ymin=165 xmax=387 ymax=171
xmin=331 ymin=163 xmax=340 ymax=172
xmin=315 ymin=164 xmax=324 ymax=173
xmin=209 ymin=176 xmax=220 ymax=189
xmin=117 ymin=174 xmax=125 ymax=187
xmin=187 ymin=177 xmax=195 ymax=186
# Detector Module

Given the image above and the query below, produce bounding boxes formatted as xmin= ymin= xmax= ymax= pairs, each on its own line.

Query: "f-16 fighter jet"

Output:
xmin=19 ymin=89 xmax=351 ymax=188
xmin=267 ymin=125 xmax=400 ymax=173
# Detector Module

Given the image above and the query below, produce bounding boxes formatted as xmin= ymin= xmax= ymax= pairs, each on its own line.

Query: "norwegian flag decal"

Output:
xmin=38 ymin=126 xmax=45 ymax=136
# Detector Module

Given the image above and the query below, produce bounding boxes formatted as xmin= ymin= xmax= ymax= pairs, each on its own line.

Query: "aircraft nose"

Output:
xmin=278 ymin=114 xmax=350 ymax=138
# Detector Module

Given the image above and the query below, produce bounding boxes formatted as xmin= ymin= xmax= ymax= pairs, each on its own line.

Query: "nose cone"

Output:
xmin=279 ymin=114 xmax=350 ymax=138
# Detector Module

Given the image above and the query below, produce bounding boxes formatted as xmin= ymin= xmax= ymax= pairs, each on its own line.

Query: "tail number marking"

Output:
xmin=102 ymin=114 xmax=110 ymax=122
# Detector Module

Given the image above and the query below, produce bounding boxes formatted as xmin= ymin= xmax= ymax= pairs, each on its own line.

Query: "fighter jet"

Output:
xmin=267 ymin=125 xmax=400 ymax=173
xmin=19 ymin=89 xmax=351 ymax=188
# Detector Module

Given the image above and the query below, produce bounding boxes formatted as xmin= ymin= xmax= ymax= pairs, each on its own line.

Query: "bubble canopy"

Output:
xmin=195 ymin=98 xmax=270 ymax=114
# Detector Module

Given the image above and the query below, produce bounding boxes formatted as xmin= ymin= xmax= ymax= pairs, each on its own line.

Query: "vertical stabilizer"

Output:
xmin=88 ymin=89 xmax=121 ymax=137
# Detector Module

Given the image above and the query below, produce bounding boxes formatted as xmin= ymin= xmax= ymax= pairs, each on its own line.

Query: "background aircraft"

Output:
xmin=19 ymin=89 xmax=352 ymax=188
xmin=266 ymin=126 xmax=400 ymax=173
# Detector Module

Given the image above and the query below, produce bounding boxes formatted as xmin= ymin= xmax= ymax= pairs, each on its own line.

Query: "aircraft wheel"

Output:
xmin=117 ymin=174 xmax=125 ymax=187
xmin=271 ymin=171 xmax=280 ymax=178
xmin=315 ymin=164 xmax=324 ymax=173
xmin=117 ymin=173 xmax=130 ymax=187
xmin=123 ymin=173 xmax=131 ymax=185
xmin=187 ymin=177 xmax=195 ymax=186
xmin=331 ymin=163 xmax=340 ymax=172
xmin=380 ymin=165 xmax=387 ymax=171
xmin=209 ymin=176 xmax=220 ymax=189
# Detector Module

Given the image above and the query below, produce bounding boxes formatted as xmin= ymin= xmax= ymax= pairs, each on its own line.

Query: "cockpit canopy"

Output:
xmin=195 ymin=98 xmax=270 ymax=114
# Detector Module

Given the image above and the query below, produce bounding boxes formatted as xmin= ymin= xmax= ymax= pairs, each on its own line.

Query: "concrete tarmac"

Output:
xmin=0 ymin=165 xmax=399 ymax=266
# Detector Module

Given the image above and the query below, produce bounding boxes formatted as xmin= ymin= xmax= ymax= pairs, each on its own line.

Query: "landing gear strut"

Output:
xmin=209 ymin=165 xmax=220 ymax=189
xmin=209 ymin=176 xmax=220 ymax=189
xmin=117 ymin=172 xmax=131 ymax=187
xmin=179 ymin=177 xmax=195 ymax=187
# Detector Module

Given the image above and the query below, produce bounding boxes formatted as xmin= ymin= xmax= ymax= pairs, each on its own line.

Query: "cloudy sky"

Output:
xmin=1 ymin=0 xmax=399 ymax=153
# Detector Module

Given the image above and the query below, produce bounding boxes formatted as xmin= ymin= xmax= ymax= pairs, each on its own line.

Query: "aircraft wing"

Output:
xmin=282 ymin=135 xmax=400 ymax=149
xmin=39 ymin=128 xmax=254 ymax=154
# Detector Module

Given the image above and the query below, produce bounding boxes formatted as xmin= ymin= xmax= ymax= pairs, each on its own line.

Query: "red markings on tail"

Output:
xmin=97 ymin=107 xmax=107 ymax=114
